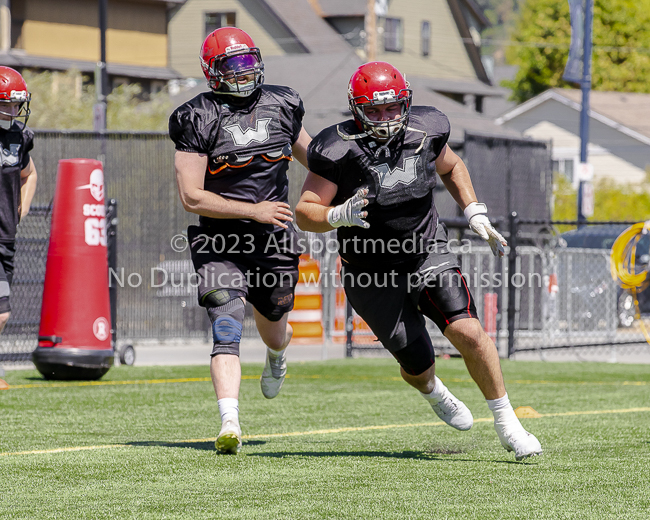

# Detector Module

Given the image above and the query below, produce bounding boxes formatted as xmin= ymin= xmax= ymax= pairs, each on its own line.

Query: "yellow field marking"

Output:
xmin=6 ymin=377 xmax=213 ymax=389
xmin=3 ymin=444 xmax=125 ymax=456
xmin=3 ymin=374 xmax=649 ymax=390
xmin=242 ymin=418 xmax=493 ymax=439
xmin=514 ymin=406 xmax=542 ymax=418
xmin=2 ymin=407 xmax=649 ymax=458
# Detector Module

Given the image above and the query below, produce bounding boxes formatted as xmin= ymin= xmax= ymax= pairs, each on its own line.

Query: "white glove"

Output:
xmin=464 ymin=202 xmax=506 ymax=257
xmin=328 ymin=188 xmax=370 ymax=229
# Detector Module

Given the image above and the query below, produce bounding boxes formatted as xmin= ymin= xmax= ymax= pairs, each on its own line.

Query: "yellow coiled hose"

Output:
xmin=610 ymin=222 xmax=650 ymax=342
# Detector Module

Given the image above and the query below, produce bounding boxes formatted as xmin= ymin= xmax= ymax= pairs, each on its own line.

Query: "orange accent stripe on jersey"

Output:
xmin=261 ymin=154 xmax=294 ymax=163
xmin=208 ymin=157 xmax=254 ymax=175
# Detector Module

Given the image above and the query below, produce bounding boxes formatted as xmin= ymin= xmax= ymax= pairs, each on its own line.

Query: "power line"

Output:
xmin=464 ymin=37 xmax=650 ymax=54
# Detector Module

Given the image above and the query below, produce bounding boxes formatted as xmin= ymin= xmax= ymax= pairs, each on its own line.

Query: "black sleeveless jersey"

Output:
xmin=307 ymin=106 xmax=450 ymax=269
xmin=169 ymin=85 xmax=305 ymax=235
xmin=0 ymin=122 xmax=34 ymax=243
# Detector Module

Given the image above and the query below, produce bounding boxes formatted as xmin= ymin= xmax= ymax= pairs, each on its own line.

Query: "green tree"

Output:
xmin=505 ymin=0 xmax=650 ymax=102
xmin=22 ymin=69 xmax=172 ymax=131
xmin=553 ymin=174 xmax=650 ymax=224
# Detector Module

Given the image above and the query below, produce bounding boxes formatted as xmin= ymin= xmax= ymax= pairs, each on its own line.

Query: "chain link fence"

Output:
xmin=341 ymin=220 xmax=650 ymax=360
xmin=1 ymin=131 xmax=308 ymax=363
xmin=1 ymin=131 xmax=648 ymax=364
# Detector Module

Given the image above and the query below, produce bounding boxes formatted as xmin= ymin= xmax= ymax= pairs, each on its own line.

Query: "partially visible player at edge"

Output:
xmin=169 ymin=28 xmax=311 ymax=453
xmin=296 ymin=62 xmax=542 ymax=461
xmin=0 ymin=67 xmax=38 ymax=387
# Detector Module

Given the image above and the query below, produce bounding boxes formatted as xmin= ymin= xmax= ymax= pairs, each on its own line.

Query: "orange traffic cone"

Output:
xmin=32 ymin=159 xmax=114 ymax=380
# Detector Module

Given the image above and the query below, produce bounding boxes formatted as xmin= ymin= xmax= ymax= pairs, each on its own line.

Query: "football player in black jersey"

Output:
xmin=296 ymin=62 xmax=542 ymax=461
xmin=169 ymin=27 xmax=311 ymax=454
xmin=0 ymin=67 xmax=37 ymax=355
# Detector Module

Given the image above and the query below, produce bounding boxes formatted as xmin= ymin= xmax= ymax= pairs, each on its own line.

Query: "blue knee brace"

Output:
xmin=205 ymin=294 xmax=245 ymax=356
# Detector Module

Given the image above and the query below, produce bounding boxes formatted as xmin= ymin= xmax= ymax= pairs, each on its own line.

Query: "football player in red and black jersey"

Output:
xmin=0 ymin=67 xmax=37 ymax=352
xmin=169 ymin=27 xmax=311 ymax=454
xmin=296 ymin=62 xmax=542 ymax=461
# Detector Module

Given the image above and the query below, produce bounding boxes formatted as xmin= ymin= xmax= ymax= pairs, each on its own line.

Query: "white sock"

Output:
xmin=218 ymin=398 xmax=239 ymax=424
xmin=486 ymin=393 xmax=521 ymax=430
xmin=268 ymin=346 xmax=285 ymax=359
xmin=420 ymin=376 xmax=445 ymax=402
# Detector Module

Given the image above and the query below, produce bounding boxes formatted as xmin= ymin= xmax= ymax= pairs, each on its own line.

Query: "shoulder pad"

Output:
xmin=259 ymin=84 xmax=302 ymax=110
xmin=309 ymin=121 xmax=356 ymax=163
xmin=408 ymin=106 xmax=450 ymax=138
xmin=169 ymin=93 xmax=219 ymax=153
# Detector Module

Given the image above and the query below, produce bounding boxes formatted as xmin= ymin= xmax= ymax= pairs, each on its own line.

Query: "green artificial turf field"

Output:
xmin=1 ymin=358 xmax=649 ymax=519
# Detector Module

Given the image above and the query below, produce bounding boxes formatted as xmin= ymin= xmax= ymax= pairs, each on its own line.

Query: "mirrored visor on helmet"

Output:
xmin=216 ymin=54 xmax=260 ymax=76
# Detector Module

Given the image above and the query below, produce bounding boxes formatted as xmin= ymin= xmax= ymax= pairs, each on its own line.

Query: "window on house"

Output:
xmin=552 ymin=159 xmax=575 ymax=183
xmin=205 ymin=12 xmax=236 ymax=37
xmin=11 ymin=19 xmax=24 ymax=49
xmin=384 ymin=18 xmax=403 ymax=52
xmin=421 ymin=21 xmax=430 ymax=56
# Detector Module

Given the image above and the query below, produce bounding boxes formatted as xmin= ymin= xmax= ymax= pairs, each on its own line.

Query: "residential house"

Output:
xmin=168 ymin=0 xmax=519 ymax=142
xmin=168 ymin=0 xmax=352 ymax=79
xmin=495 ymin=89 xmax=650 ymax=186
xmin=315 ymin=0 xmax=506 ymax=113
xmin=0 ymin=0 xmax=183 ymax=93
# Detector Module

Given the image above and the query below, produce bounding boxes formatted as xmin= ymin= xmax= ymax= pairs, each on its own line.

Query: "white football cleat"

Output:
xmin=495 ymin=425 xmax=542 ymax=461
xmin=428 ymin=387 xmax=474 ymax=431
xmin=260 ymin=348 xmax=287 ymax=399
xmin=215 ymin=418 xmax=242 ymax=454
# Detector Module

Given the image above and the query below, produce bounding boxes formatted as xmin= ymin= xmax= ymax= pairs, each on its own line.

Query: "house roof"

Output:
xmin=423 ymin=78 xmax=507 ymax=98
xmin=495 ymin=88 xmax=650 ymax=146
xmin=0 ymin=52 xmax=182 ymax=81
xmin=558 ymin=89 xmax=650 ymax=139
xmin=446 ymin=0 xmax=490 ymax=84
xmin=135 ymin=0 xmax=186 ymax=5
xmin=263 ymin=0 xmax=351 ymax=54
xmin=312 ymin=0 xmax=366 ymax=17
xmin=315 ymin=0 xmax=490 ymax=26
xmin=406 ymin=76 xmax=522 ymax=144
xmin=458 ymin=0 xmax=490 ymax=27
xmin=170 ymin=53 xmax=521 ymax=144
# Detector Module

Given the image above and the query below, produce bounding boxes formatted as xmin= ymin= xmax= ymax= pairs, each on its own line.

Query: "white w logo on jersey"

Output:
xmin=224 ymin=118 xmax=272 ymax=146
xmin=370 ymin=156 xmax=420 ymax=189
xmin=0 ymin=143 xmax=21 ymax=167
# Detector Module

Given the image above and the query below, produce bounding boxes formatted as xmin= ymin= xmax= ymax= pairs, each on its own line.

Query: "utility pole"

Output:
xmin=0 ymin=0 xmax=11 ymax=52
xmin=94 ymin=0 xmax=108 ymax=132
xmin=365 ymin=0 xmax=376 ymax=62
xmin=577 ymin=0 xmax=594 ymax=227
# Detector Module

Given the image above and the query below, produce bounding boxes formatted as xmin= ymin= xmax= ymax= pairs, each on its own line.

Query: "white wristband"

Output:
xmin=463 ymin=202 xmax=488 ymax=222
xmin=327 ymin=206 xmax=342 ymax=228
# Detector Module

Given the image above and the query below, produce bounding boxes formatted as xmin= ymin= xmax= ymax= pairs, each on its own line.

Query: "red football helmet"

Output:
xmin=0 ymin=66 xmax=30 ymax=130
xmin=348 ymin=62 xmax=412 ymax=140
xmin=200 ymin=27 xmax=264 ymax=97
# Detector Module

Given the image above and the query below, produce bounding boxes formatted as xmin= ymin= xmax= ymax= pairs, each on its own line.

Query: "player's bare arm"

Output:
xmin=436 ymin=144 xmax=507 ymax=257
xmin=435 ymin=144 xmax=478 ymax=210
xmin=291 ymin=127 xmax=312 ymax=169
xmin=19 ymin=157 xmax=37 ymax=219
xmin=296 ymin=172 xmax=337 ymax=232
xmin=175 ymin=150 xmax=293 ymax=229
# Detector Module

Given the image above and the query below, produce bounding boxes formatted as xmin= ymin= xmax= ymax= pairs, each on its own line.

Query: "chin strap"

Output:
xmin=405 ymin=127 xmax=429 ymax=154
xmin=374 ymin=135 xmax=397 ymax=158
xmin=336 ymin=125 xmax=371 ymax=141
xmin=335 ymin=125 xmax=395 ymax=158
